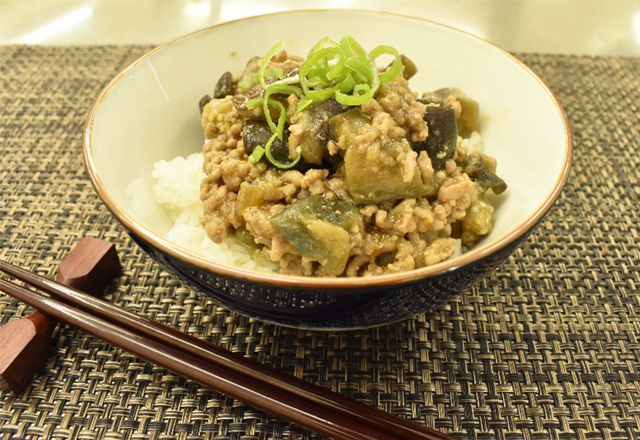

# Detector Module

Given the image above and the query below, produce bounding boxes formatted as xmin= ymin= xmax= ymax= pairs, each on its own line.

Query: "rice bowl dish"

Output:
xmin=84 ymin=10 xmax=571 ymax=328
xmin=128 ymin=36 xmax=508 ymax=278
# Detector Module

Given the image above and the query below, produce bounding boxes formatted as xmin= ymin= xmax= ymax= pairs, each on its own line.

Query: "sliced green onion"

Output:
xmin=270 ymin=73 xmax=301 ymax=86
xmin=246 ymin=96 xmax=289 ymax=141
xmin=263 ymin=84 xmax=303 ymax=99
xmin=246 ymin=97 xmax=264 ymax=110
xmin=249 ymin=145 xmax=265 ymax=164
xmin=340 ymin=35 xmax=368 ymax=60
xmin=249 ymin=69 xmax=303 ymax=141
xmin=263 ymin=98 xmax=287 ymax=141
xmin=259 ymin=41 xmax=285 ymax=90
xmin=338 ymin=75 xmax=356 ymax=93
xmin=244 ymin=36 xmax=405 ymax=169
xmin=264 ymin=136 xmax=302 ymax=169
xmin=238 ymin=73 xmax=258 ymax=91
xmin=353 ymin=83 xmax=371 ymax=95
xmin=335 ymin=87 xmax=375 ymax=106
xmin=296 ymin=99 xmax=314 ymax=113
xmin=326 ymin=59 xmax=346 ymax=81
xmin=307 ymin=37 xmax=341 ymax=58
xmin=300 ymin=47 xmax=343 ymax=83
xmin=369 ymin=45 xmax=403 ymax=83
xmin=345 ymin=57 xmax=375 ymax=83
xmin=305 ymin=83 xmax=341 ymax=104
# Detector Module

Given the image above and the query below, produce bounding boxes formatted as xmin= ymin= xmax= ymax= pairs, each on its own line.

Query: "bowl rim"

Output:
xmin=83 ymin=8 xmax=573 ymax=290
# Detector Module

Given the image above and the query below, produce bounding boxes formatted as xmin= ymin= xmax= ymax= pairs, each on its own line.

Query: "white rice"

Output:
xmin=461 ymin=130 xmax=484 ymax=153
xmin=127 ymin=153 xmax=277 ymax=272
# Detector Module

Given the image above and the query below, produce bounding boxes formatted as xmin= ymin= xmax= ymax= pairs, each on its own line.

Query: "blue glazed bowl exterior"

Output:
xmin=129 ymin=229 xmax=531 ymax=329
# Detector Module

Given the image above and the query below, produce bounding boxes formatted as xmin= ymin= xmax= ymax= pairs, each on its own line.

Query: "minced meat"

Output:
xmin=198 ymin=47 xmax=505 ymax=277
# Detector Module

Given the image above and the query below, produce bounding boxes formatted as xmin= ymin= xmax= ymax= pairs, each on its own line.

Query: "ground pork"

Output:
xmin=199 ymin=65 xmax=497 ymax=276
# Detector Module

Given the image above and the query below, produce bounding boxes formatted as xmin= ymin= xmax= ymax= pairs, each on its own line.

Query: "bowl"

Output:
xmin=83 ymin=10 xmax=572 ymax=329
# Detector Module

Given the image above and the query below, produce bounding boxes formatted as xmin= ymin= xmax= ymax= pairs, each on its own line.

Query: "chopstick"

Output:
xmin=0 ymin=259 xmax=457 ymax=440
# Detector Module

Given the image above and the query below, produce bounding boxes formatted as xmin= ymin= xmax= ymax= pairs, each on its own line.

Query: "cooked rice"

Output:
xmin=126 ymin=153 xmax=277 ymax=272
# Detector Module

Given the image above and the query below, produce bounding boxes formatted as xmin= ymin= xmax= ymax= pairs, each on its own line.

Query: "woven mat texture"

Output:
xmin=1 ymin=45 xmax=639 ymax=440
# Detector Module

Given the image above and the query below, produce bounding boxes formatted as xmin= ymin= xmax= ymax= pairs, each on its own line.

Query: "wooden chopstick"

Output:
xmin=0 ymin=259 xmax=457 ymax=440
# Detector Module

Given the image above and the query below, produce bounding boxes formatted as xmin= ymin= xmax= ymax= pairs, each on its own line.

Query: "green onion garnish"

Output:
xmin=249 ymin=145 xmax=265 ymax=164
xmin=299 ymin=36 xmax=400 ymax=107
xmin=246 ymin=36 xmax=403 ymax=169
xmin=296 ymin=98 xmax=314 ymax=113
xmin=259 ymin=41 xmax=285 ymax=90
xmin=369 ymin=45 xmax=404 ymax=83
xmin=262 ymin=85 xmax=302 ymax=139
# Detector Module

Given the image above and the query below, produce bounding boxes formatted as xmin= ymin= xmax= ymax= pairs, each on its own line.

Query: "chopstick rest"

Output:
xmin=0 ymin=237 xmax=121 ymax=393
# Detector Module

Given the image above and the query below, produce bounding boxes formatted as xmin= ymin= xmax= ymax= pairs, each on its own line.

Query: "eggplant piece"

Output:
xmin=462 ymin=152 xmax=507 ymax=195
xmin=383 ymin=54 xmax=417 ymax=80
xmin=236 ymin=179 xmax=282 ymax=216
xmin=270 ymin=195 xmax=360 ymax=275
xmin=200 ymin=72 xmax=236 ymax=113
xmin=297 ymin=99 xmax=348 ymax=165
xmin=199 ymin=94 xmax=211 ymax=114
xmin=412 ymin=106 xmax=458 ymax=171
xmin=234 ymin=224 xmax=256 ymax=246
xmin=233 ymin=84 xmax=269 ymax=120
xmin=242 ymin=121 xmax=291 ymax=165
xmin=241 ymin=56 xmax=261 ymax=80
xmin=400 ymin=54 xmax=418 ymax=80
xmin=213 ymin=71 xmax=236 ymax=99
xmin=421 ymin=88 xmax=480 ymax=136
xmin=332 ymin=110 xmax=437 ymax=204
xmin=329 ymin=108 xmax=370 ymax=148
xmin=343 ymin=137 xmax=437 ymax=204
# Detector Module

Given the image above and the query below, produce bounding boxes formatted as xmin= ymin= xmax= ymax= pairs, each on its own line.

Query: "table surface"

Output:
xmin=1 ymin=3 xmax=640 ymax=440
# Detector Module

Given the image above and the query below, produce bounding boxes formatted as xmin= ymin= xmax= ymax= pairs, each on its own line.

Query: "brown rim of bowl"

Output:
xmin=83 ymin=9 xmax=573 ymax=291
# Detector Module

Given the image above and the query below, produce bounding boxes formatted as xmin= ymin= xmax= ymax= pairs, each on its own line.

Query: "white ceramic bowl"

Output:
xmin=84 ymin=10 xmax=572 ymax=329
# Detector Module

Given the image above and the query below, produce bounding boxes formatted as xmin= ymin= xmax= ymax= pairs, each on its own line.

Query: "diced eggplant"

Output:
xmin=234 ymin=224 xmax=256 ymax=246
xmin=421 ymin=88 xmax=480 ymax=136
xmin=344 ymin=138 xmax=437 ymax=204
xmin=236 ymin=180 xmax=282 ymax=216
xmin=270 ymin=195 xmax=360 ymax=275
xmin=462 ymin=152 xmax=508 ymax=195
xmin=297 ymin=99 xmax=348 ymax=165
xmin=400 ymin=54 xmax=418 ymax=80
xmin=344 ymin=141 xmax=437 ymax=204
xmin=198 ymin=94 xmax=211 ymax=114
xmin=456 ymin=94 xmax=479 ymax=136
xmin=384 ymin=54 xmax=417 ymax=80
xmin=213 ymin=71 xmax=236 ymax=99
xmin=331 ymin=109 xmax=437 ymax=204
xmin=242 ymin=121 xmax=290 ymax=164
xmin=412 ymin=106 xmax=458 ymax=171
xmin=420 ymin=88 xmax=448 ymax=104
xmin=329 ymin=108 xmax=370 ymax=149
xmin=232 ymin=84 xmax=269 ymax=120
xmin=241 ymin=56 xmax=261 ymax=80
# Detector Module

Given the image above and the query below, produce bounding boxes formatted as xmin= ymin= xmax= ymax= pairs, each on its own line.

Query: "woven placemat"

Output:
xmin=1 ymin=45 xmax=639 ymax=440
